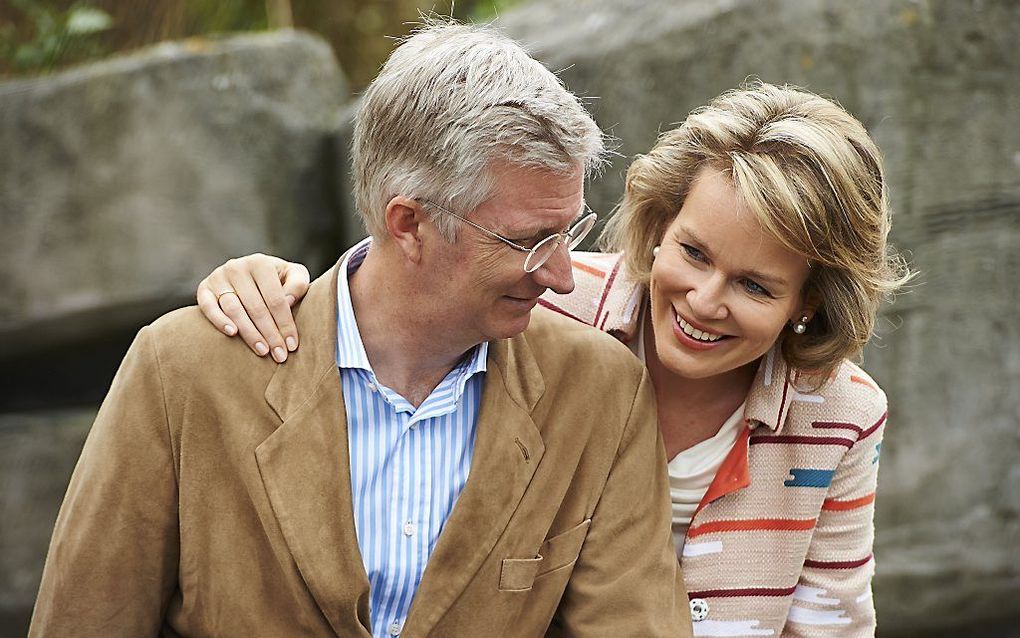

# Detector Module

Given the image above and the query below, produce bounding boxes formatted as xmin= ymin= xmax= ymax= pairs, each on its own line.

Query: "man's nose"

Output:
xmin=532 ymin=241 xmax=575 ymax=295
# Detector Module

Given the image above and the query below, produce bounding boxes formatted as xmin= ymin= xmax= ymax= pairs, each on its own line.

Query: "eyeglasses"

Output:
xmin=418 ymin=199 xmax=597 ymax=273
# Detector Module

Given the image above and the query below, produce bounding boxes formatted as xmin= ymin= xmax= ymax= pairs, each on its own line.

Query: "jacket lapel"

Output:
xmin=255 ymin=262 xmax=372 ymax=637
xmin=403 ymin=330 xmax=546 ymax=635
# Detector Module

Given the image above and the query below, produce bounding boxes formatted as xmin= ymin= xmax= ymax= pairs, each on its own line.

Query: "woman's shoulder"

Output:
xmin=805 ymin=359 xmax=888 ymax=428
xmin=538 ymin=251 xmax=644 ymax=339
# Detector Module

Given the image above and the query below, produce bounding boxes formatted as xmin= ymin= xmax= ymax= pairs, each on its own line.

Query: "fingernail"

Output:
xmin=272 ymin=347 xmax=287 ymax=363
xmin=286 ymin=337 xmax=297 ymax=351
xmin=286 ymin=294 xmax=296 ymax=307
xmin=255 ymin=342 xmax=269 ymax=355
xmin=224 ymin=324 xmax=237 ymax=336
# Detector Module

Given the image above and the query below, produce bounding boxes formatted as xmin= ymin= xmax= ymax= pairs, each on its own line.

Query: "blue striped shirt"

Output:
xmin=336 ymin=238 xmax=487 ymax=638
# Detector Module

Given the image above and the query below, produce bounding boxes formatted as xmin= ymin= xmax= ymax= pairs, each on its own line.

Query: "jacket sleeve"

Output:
xmin=783 ymin=392 xmax=888 ymax=638
xmin=30 ymin=326 xmax=180 ymax=637
xmin=550 ymin=370 xmax=693 ymax=638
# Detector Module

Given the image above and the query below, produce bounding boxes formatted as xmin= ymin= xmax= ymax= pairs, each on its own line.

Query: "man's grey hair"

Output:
xmin=352 ymin=20 xmax=608 ymax=241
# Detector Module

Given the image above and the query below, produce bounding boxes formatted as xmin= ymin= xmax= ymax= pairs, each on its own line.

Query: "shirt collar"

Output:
xmin=742 ymin=345 xmax=795 ymax=433
xmin=335 ymin=236 xmax=488 ymax=377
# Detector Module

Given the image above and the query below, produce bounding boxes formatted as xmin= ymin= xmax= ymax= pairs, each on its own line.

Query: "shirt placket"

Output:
xmin=381 ymin=389 xmax=414 ymax=638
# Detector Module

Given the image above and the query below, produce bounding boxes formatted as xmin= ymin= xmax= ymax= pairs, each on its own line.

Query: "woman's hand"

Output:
xmin=196 ymin=254 xmax=310 ymax=362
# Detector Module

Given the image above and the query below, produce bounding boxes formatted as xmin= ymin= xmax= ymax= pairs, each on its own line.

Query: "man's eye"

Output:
xmin=512 ymin=238 xmax=540 ymax=248
xmin=681 ymin=244 xmax=707 ymax=262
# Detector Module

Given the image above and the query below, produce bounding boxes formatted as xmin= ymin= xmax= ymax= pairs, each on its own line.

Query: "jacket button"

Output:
xmin=689 ymin=598 xmax=710 ymax=622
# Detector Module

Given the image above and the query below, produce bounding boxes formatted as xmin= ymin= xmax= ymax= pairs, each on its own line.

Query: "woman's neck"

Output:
xmin=642 ymin=309 xmax=757 ymax=458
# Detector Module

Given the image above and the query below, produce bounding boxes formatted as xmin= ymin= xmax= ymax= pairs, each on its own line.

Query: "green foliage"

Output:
xmin=0 ymin=0 xmax=531 ymax=81
xmin=0 ymin=0 xmax=113 ymax=74
xmin=464 ymin=0 xmax=525 ymax=22
xmin=181 ymin=0 xmax=267 ymax=35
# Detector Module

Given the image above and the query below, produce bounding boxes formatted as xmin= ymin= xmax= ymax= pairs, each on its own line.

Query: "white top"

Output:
xmin=631 ymin=312 xmax=746 ymax=557
xmin=666 ymin=401 xmax=745 ymax=555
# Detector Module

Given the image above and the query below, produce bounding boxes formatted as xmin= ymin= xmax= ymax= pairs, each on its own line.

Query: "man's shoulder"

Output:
xmin=141 ymin=305 xmax=277 ymax=382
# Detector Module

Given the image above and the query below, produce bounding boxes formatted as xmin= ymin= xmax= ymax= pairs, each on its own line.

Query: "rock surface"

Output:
xmin=0 ymin=32 xmax=350 ymax=634
xmin=0 ymin=31 xmax=348 ymax=358
xmin=498 ymin=0 xmax=1020 ymax=634
xmin=0 ymin=410 xmax=95 ymax=635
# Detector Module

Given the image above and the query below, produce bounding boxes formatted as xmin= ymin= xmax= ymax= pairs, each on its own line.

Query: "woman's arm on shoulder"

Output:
xmin=785 ymin=376 xmax=888 ymax=637
xmin=196 ymin=254 xmax=310 ymax=362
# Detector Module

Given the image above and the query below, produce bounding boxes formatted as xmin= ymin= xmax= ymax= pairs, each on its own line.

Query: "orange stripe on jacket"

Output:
xmin=822 ymin=493 xmax=876 ymax=511
xmin=850 ymin=375 xmax=876 ymax=391
xmin=571 ymin=260 xmax=606 ymax=277
xmin=687 ymin=518 xmax=816 ymax=538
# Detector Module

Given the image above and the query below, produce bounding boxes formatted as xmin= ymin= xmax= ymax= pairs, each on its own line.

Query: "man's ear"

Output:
xmin=384 ymin=196 xmax=428 ymax=263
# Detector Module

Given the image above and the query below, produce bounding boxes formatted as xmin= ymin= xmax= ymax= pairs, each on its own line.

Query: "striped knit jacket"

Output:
xmin=539 ymin=252 xmax=887 ymax=637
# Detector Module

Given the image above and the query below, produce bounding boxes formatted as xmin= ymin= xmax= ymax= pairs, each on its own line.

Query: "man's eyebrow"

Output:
xmin=514 ymin=202 xmax=589 ymax=239
xmin=680 ymin=227 xmax=791 ymax=289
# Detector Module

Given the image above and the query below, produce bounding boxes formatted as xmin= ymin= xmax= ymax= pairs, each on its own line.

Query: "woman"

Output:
xmin=197 ymin=82 xmax=912 ymax=635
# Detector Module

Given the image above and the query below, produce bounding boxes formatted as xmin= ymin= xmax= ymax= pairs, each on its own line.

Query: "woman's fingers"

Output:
xmin=250 ymin=258 xmax=300 ymax=353
xmin=195 ymin=255 xmax=307 ymax=363
xmin=225 ymin=258 xmax=289 ymax=362
xmin=197 ymin=272 xmax=239 ymax=337
xmin=279 ymin=261 xmax=310 ymax=306
xmin=277 ymin=261 xmax=310 ymax=350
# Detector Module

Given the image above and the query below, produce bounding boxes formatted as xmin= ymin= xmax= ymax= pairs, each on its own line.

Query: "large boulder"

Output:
xmin=0 ymin=410 xmax=95 ymax=636
xmin=498 ymin=0 xmax=1020 ymax=634
xmin=0 ymin=31 xmax=349 ymax=359
xmin=0 ymin=31 xmax=352 ymax=636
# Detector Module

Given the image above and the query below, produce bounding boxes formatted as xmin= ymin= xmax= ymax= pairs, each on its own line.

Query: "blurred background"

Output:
xmin=1 ymin=0 xmax=1017 ymax=636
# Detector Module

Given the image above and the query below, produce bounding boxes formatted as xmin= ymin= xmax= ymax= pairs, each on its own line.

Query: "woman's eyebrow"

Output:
xmin=679 ymin=226 xmax=790 ymax=289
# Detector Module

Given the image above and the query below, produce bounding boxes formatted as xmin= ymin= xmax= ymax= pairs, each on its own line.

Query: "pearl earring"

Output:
xmin=652 ymin=246 xmax=660 ymax=258
xmin=793 ymin=316 xmax=809 ymax=334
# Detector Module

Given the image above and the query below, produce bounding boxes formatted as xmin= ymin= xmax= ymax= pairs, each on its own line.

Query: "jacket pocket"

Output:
xmin=498 ymin=518 xmax=592 ymax=592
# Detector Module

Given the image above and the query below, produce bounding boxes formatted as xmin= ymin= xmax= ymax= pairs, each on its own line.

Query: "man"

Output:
xmin=31 ymin=21 xmax=690 ymax=637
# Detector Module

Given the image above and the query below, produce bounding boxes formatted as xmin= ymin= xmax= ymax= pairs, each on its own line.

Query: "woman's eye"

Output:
xmin=681 ymin=244 xmax=707 ymax=262
xmin=742 ymin=279 xmax=772 ymax=297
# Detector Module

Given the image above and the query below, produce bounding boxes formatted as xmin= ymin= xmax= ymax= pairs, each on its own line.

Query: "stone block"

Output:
xmin=0 ymin=31 xmax=349 ymax=358
xmin=0 ymin=410 xmax=95 ymax=637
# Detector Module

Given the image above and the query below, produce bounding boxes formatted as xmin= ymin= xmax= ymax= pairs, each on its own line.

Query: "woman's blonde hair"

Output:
xmin=602 ymin=81 xmax=913 ymax=379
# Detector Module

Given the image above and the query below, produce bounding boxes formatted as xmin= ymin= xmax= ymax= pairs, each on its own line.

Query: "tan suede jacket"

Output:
xmin=30 ymin=261 xmax=692 ymax=637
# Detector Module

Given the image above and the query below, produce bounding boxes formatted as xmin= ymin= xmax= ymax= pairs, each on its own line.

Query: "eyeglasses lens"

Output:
xmin=523 ymin=213 xmax=597 ymax=273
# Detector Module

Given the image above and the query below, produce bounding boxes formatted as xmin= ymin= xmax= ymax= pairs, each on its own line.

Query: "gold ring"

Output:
xmin=216 ymin=290 xmax=237 ymax=303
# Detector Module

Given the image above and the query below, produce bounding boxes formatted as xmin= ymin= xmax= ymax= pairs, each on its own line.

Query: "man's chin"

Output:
xmin=484 ymin=311 xmax=534 ymax=342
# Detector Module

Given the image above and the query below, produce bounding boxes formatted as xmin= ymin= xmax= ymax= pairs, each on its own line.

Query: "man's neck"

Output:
xmin=347 ymin=245 xmax=479 ymax=407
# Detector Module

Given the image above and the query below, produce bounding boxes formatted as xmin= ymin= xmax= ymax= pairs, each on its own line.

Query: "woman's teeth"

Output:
xmin=676 ymin=314 xmax=723 ymax=342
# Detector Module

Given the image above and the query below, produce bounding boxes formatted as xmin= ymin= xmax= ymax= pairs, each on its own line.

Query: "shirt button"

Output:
xmin=689 ymin=598 xmax=709 ymax=622
xmin=403 ymin=521 xmax=415 ymax=537
xmin=367 ymin=382 xmax=377 ymax=392
xmin=388 ymin=621 xmax=401 ymax=636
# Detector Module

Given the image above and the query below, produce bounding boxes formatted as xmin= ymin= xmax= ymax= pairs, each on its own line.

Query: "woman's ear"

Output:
xmin=795 ymin=287 xmax=823 ymax=324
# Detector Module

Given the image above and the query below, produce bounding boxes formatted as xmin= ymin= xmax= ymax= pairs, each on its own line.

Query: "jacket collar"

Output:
xmin=743 ymin=346 xmax=795 ymax=434
xmin=257 ymin=244 xmax=547 ymax=636
xmin=255 ymin=255 xmax=372 ymax=636
xmin=403 ymin=319 xmax=546 ymax=634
